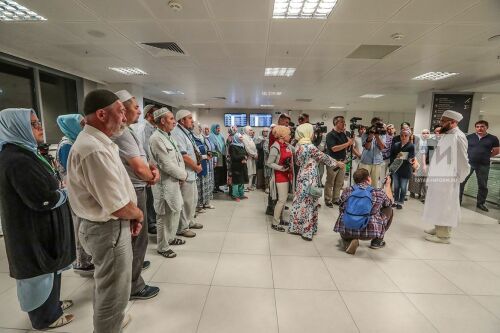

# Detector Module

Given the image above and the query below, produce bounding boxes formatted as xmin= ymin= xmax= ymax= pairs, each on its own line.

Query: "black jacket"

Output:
xmin=0 ymin=144 xmax=75 ymax=279
xmin=229 ymin=144 xmax=249 ymax=185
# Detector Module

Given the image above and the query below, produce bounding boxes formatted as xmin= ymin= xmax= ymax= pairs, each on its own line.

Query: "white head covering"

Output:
xmin=153 ymin=107 xmax=170 ymax=120
xmin=175 ymin=109 xmax=192 ymax=121
xmin=115 ymin=90 xmax=133 ymax=103
xmin=441 ymin=110 xmax=463 ymax=122
xmin=143 ymin=104 xmax=156 ymax=116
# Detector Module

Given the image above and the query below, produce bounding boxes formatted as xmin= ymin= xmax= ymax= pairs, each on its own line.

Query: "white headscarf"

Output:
xmin=242 ymin=125 xmax=257 ymax=156
xmin=296 ymin=123 xmax=314 ymax=145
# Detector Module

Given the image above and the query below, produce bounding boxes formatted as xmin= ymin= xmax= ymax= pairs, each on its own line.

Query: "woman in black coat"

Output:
xmin=229 ymin=133 xmax=249 ymax=201
xmin=0 ymin=108 xmax=76 ymax=330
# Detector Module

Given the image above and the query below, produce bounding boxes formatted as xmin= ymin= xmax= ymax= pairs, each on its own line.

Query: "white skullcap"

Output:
xmin=143 ymin=104 xmax=156 ymax=115
xmin=441 ymin=110 xmax=463 ymax=122
xmin=115 ymin=90 xmax=133 ymax=103
xmin=153 ymin=107 xmax=170 ymax=120
xmin=175 ymin=109 xmax=192 ymax=121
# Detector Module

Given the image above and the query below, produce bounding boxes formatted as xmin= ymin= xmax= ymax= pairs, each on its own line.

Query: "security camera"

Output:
xmin=168 ymin=0 xmax=183 ymax=11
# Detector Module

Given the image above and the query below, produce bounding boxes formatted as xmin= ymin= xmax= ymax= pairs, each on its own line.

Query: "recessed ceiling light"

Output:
xmin=360 ymin=94 xmax=384 ymax=99
xmin=192 ymin=103 xmax=206 ymax=106
xmin=480 ymin=110 xmax=485 ymax=113
xmin=163 ymin=90 xmax=184 ymax=95
xmin=412 ymin=72 xmax=460 ymax=81
xmin=328 ymin=106 xmax=344 ymax=109
xmin=391 ymin=33 xmax=404 ymax=40
xmin=109 ymin=67 xmax=147 ymax=76
xmin=260 ymin=104 xmax=274 ymax=107
xmin=273 ymin=0 xmax=338 ymax=19
xmin=262 ymin=91 xmax=282 ymax=96
xmin=265 ymin=68 xmax=296 ymax=77
xmin=0 ymin=0 xmax=46 ymax=21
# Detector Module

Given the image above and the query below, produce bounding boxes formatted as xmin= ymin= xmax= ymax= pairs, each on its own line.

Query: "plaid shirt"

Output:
xmin=382 ymin=134 xmax=393 ymax=160
xmin=334 ymin=183 xmax=392 ymax=239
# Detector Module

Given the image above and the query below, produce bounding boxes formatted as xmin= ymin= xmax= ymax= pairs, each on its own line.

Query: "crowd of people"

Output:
xmin=0 ymin=88 xmax=498 ymax=332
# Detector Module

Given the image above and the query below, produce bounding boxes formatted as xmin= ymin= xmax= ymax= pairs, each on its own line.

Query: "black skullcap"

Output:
xmin=83 ymin=89 xmax=119 ymax=116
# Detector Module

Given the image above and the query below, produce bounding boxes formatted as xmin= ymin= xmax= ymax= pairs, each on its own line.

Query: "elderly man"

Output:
xmin=67 ymin=90 xmax=143 ymax=332
xmin=149 ymin=108 xmax=188 ymax=258
xmin=171 ymin=109 xmax=203 ymax=238
xmin=423 ymin=110 xmax=470 ymax=244
xmin=113 ymin=90 xmax=160 ymax=300
xmin=135 ymin=104 xmax=159 ymax=234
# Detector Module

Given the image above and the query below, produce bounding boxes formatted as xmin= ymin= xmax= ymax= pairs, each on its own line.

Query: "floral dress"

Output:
xmin=288 ymin=144 xmax=337 ymax=239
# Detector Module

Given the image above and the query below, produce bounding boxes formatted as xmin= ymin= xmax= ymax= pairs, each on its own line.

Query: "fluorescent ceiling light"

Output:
xmin=328 ymin=106 xmax=344 ymax=109
xmin=412 ymin=72 xmax=460 ymax=81
xmin=273 ymin=0 xmax=338 ymax=19
xmin=262 ymin=91 xmax=282 ymax=96
xmin=109 ymin=67 xmax=147 ymax=76
xmin=163 ymin=90 xmax=184 ymax=95
xmin=265 ymin=68 xmax=296 ymax=77
xmin=360 ymin=94 xmax=384 ymax=99
xmin=0 ymin=0 xmax=46 ymax=21
xmin=192 ymin=103 xmax=206 ymax=106
xmin=260 ymin=104 xmax=274 ymax=107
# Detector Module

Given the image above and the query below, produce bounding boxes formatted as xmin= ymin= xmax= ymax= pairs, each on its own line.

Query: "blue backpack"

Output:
xmin=342 ymin=185 xmax=374 ymax=230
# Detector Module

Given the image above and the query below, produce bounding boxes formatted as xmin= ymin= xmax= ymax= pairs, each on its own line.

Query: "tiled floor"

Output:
xmin=0 ymin=190 xmax=500 ymax=333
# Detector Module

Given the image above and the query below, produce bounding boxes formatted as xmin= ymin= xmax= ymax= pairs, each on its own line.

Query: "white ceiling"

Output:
xmin=1 ymin=0 xmax=500 ymax=113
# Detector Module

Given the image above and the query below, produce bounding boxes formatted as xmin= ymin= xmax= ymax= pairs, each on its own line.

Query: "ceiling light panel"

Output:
xmin=0 ymin=0 xmax=46 ymax=21
xmin=265 ymin=68 xmax=296 ymax=77
xmin=192 ymin=103 xmax=206 ymax=106
xmin=262 ymin=91 xmax=282 ymax=96
xmin=328 ymin=106 xmax=344 ymax=109
xmin=260 ymin=104 xmax=274 ymax=107
xmin=163 ymin=90 xmax=184 ymax=95
xmin=412 ymin=72 xmax=460 ymax=81
xmin=273 ymin=0 xmax=338 ymax=19
xmin=109 ymin=67 xmax=147 ymax=76
xmin=360 ymin=94 xmax=384 ymax=99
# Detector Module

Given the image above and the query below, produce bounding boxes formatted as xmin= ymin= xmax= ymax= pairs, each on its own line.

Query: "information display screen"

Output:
xmin=224 ymin=113 xmax=247 ymax=127
xmin=250 ymin=114 xmax=272 ymax=127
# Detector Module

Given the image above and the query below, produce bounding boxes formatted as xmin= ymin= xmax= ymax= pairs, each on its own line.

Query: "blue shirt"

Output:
xmin=171 ymin=124 xmax=198 ymax=181
xmin=360 ymin=133 xmax=386 ymax=165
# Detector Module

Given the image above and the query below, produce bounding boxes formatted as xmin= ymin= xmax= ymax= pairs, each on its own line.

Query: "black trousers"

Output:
xmin=146 ymin=186 xmax=156 ymax=230
xmin=460 ymin=164 xmax=490 ymax=205
xmin=131 ymin=188 xmax=148 ymax=295
xmin=28 ymin=273 xmax=63 ymax=330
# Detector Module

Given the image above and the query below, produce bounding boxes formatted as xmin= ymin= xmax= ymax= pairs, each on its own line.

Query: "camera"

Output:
xmin=368 ymin=121 xmax=387 ymax=136
xmin=313 ymin=122 xmax=328 ymax=134
xmin=349 ymin=117 xmax=363 ymax=132
xmin=282 ymin=156 xmax=292 ymax=170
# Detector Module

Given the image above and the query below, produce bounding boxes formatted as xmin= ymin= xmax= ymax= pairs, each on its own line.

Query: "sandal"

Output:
xmin=271 ymin=224 xmax=285 ymax=232
xmin=168 ymin=238 xmax=186 ymax=246
xmin=157 ymin=249 xmax=177 ymax=258
xmin=61 ymin=300 xmax=73 ymax=311
xmin=48 ymin=314 xmax=74 ymax=329
xmin=301 ymin=235 xmax=313 ymax=241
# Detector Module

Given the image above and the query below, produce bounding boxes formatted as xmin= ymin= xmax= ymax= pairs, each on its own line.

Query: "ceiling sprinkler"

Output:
xmin=168 ymin=0 xmax=183 ymax=11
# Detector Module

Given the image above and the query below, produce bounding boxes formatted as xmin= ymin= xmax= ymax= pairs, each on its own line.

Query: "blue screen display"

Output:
xmin=224 ymin=113 xmax=247 ymax=127
xmin=250 ymin=114 xmax=272 ymax=127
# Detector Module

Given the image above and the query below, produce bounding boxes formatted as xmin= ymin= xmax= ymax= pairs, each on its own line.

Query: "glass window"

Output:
xmin=0 ymin=60 xmax=35 ymax=111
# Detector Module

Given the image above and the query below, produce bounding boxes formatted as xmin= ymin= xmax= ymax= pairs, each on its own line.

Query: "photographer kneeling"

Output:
xmin=267 ymin=126 xmax=294 ymax=232
xmin=334 ymin=168 xmax=394 ymax=255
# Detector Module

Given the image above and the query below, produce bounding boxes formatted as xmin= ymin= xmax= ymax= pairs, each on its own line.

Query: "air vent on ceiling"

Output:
xmin=139 ymin=42 xmax=187 ymax=57
xmin=296 ymin=98 xmax=312 ymax=102
xmin=346 ymin=45 xmax=401 ymax=60
xmin=211 ymin=97 xmax=227 ymax=100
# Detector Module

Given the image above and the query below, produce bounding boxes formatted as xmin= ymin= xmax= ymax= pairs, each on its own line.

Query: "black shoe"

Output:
xmin=148 ymin=226 xmax=157 ymax=235
xmin=370 ymin=239 xmax=386 ymax=249
xmin=284 ymin=206 xmax=289 ymax=210
xmin=396 ymin=204 xmax=403 ymax=210
xmin=271 ymin=224 xmax=286 ymax=232
xmin=391 ymin=203 xmax=397 ymax=208
xmin=130 ymin=285 xmax=160 ymax=300
xmin=404 ymin=197 xmax=408 ymax=201
xmin=410 ymin=193 xmax=416 ymax=199
xmin=73 ymin=264 xmax=95 ymax=274
xmin=477 ymin=204 xmax=489 ymax=212
xmin=279 ymin=219 xmax=289 ymax=226
xmin=142 ymin=261 xmax=151 ymax=271
xmin=325 ymin=202 xmax=334 ymax=208
xmin=333 ymin=200 xmax=341 ymax=206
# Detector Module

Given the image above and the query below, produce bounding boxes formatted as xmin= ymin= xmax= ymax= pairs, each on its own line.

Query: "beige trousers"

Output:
xmin=359 ymin=163 xmax=382 ymax=188
xmin=324 ymin=165 xmax=345 ymax=203
xmin=273 ymin=182 xmax=289 ymax=225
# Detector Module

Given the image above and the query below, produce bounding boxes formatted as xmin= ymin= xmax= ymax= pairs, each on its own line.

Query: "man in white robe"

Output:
xmin=423 ymin=110 xmax=470 ymax=243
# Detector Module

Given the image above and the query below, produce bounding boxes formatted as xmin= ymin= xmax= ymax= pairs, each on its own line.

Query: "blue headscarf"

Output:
xmin=0 ymin=108 xmax=38 ymax=153
xmin=232 ymin=133 xmax=245 ymax=148
xmin=209 ymin=124 xmax=226 ymax=153
xmin=56 ymin=114 xmax=83 ymax=143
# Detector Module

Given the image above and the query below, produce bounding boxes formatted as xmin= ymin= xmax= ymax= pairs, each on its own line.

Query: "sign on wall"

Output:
xmin=431 ymin=93 xmax=473 ymax=133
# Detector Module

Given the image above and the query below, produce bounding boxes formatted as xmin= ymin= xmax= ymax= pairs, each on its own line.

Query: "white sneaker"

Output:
xmin=424 ymin=228 xmax=436 ymax=235
xmin=425 ymin=235 xmax=450 ymax=244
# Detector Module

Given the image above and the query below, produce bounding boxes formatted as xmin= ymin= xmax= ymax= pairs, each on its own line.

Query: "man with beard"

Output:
xmin=113 ymin=90 xmax=160 ymax=300
xmin=67 ymin=90 xmax=143 ymax=332
xmin=423 ymin=110 xmax=470 ymax=244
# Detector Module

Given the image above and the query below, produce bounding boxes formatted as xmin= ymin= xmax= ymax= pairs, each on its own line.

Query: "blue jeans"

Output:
xmin=393 ymin=174 xmax=409 ymax=205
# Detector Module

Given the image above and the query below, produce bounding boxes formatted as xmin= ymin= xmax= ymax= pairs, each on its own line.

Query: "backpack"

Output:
xmin=342 ymin=185 xmax=374 ymax=230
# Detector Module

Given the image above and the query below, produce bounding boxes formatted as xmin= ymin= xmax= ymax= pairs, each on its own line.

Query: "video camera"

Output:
xmin=313 ymin=122 xmax=328 ymax=134
xmin=349 ymin=117 xmax=386 ymax=136
xmin=349 ymin=117 xmax=364 ymax=132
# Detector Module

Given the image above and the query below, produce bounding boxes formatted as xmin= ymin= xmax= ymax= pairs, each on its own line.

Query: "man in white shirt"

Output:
xmin=67 ymin=89 xmax=143 ymax=332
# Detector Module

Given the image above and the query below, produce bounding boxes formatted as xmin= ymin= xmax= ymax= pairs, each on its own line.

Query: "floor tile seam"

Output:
xmin=266 ymin=220 xmax=281 ymax=333
xmin=468 ymin=294 xmax=500 ymax=321
xmin=317 ymin=251 xmax=361 ymax=333
xmin=401 ymin=292 xmax=446 ymax=333
xmin=473 ymin=261 xmax=500 ymax=278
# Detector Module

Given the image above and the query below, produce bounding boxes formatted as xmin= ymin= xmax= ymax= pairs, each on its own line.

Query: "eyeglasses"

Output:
xmin=31 ymin=120 xmax=43 ymax=129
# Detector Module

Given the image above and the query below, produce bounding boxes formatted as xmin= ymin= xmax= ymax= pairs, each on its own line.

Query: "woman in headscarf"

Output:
xmin=225 ymin=125 xmax=238 ymax=193
xmin=242 ymin=126 xmax=258 ymax=191
xmin=202 ymin=124 xmax=217 ymax=204
xmin=192 ymin=124 xmax=214 ymax=211
xmin=288 ymin=123 xmax=344 ymax=241
xmin=229 ymin=133 xmax=249 ymax=201
xmin=0 ymin=108 xmax=76 ymax=330
xmin=209 ymin=124 xmax=227 ymax=193
xmin=263 ymin=125 xmax=275 ymax=193
xmin=255 ymin=127 xmax=270 ymax=191
xmin=56 ymin=114 xmax=93 ymax=275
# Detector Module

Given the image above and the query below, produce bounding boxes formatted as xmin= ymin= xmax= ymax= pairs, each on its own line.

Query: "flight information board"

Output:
xmin=250 ymin=114 xmax=272 ymax=127
xmin=224 ymin=113 xmax=247 ymax=127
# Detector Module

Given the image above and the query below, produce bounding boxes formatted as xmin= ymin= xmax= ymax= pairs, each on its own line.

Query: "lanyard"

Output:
xmin=14 ymin=143 xmax=61 ymax=183
xmin=177 ymin=125 xmax=200 ymax=153
xmin=158 ymin=129 xmax=179 ymax=154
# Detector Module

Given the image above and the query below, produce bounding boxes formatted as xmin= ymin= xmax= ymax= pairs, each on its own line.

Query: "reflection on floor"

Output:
xmin=1 ymin=190 xmax=500 ymax=333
